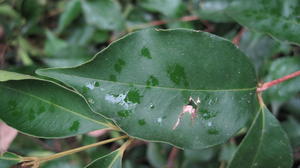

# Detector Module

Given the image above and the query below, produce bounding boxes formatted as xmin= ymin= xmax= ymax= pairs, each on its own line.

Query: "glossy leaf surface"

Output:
xmin=226 ymin=0 xmax=300 ymax=45
xmin=37 ymin=29 xmax=258 ymax=149
xmin=228 ymin=106 xmax=293 ymax=168
xmin=0 ymin=71 xmax=111 ymax=138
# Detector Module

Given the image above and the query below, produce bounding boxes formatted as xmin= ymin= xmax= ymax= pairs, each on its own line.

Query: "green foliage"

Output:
xmin=0 ymin=0 xmax=299 ymax=167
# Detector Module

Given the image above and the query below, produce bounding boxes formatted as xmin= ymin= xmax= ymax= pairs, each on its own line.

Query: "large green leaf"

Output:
xmin=228 ymin=106 xmax=293 ymax=168
xmin=226 ymin=0 xmax=300 ymax=45
xmin=37 ymin=29 xmax=258 ymax=149
xmin=0 ymin=71 xmax=112 ymax=138
xmin=81 ymin=0 xmax=124 ymax=31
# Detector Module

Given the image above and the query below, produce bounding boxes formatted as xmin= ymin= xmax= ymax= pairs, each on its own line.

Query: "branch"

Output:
xmin=167 ymin=147 xmax=179 ymax=168
xmin=257 ymin=70 xmax=300 ymax=92
xmin=21 ymin=135 xmax=129 ymax=168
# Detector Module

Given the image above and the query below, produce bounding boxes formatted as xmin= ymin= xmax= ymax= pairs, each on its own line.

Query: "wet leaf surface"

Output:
xmin=37 ymin=29 xmax=258 ymax=149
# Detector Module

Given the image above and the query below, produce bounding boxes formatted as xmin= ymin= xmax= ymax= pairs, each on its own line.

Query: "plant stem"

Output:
xmin=167 ymin=147 xmax=179 ymax=168
xmin=257 ymin=70 xmax=300 ymax=92
xmin=23 ymin=135 xmax=128 ymax=165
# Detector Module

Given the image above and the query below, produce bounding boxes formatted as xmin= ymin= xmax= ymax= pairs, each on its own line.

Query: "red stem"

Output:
xmin=167 ymin=147 xmax=179 ymax=168
xmin=257 ymin=70 xmax=300 ymax=92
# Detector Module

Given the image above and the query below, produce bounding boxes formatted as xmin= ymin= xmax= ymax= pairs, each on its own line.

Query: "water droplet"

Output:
xmin=117 ymin=110 xmax=132 ymax=118
xmin=140 ymin=47 xmax=152 ymax=59
xmin=69 ymin=120 xmax=80 ymax=131
xmin=88 ymin=98 xmax=95 ymax=104
xmin=138 ymin=119 xmax=146 ymax=126
xmin=150 ymin=104 xmax=155 ymax=109
xmin=157 ymin=117 xmax=162 ymax=123
xmin=86 ymin=83 xmax=95 ymax=90
xmin=207 ymin=121 xmax=212 ymax=127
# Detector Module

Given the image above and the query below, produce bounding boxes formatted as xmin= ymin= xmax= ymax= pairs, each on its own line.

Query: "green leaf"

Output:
xmin=0 ymin=70 xmax=112 ymax=138
xmin=44 ymin=30 xmax=68 ymax=56
xmin=226 ymin=0 xmax=300 ymax=45
xmin=265 ymin=57 xmax=300 ymax=102
xmin=56 ymin=0 xmax=82 ymax=33
xmin=239 ymin=30 xmax=289 ymax=75
xmin=138 ymin=0 xmax=182 ymax=17
xmin=146 ymin=143 xmax=167 ymax=168
xmin=193 ymin=0 xmax=233 ymax=22
xmin=37 ymin=29 xmax=258 ymax=149
xmin=84 ymin=149 xmax=123 ymax=168
xmin=43 ymin=45 xmax=94 ymax=68
xmin=282 ymin=116 xmax=300 ymax=147
xmin=44 ymin=31 xmax=93 ymax=67
xmin=81 ymin=0 xmax=124 ymax=30
xmin=0 ymin=4 xmax=21 ymax=19
xmin=0 ymin=152 xmax=22 ymax=167
xmin=228 ymin=106 xmax=293 ymax=168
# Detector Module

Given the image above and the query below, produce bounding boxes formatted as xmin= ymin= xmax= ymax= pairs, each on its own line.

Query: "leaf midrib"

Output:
xmin=249 ymin=107 xmax=266 ymax=167
xmin=50 ymin=72 xmax=257 ymax=92
xmin=0 ymin=85 xmax=109 ymax=128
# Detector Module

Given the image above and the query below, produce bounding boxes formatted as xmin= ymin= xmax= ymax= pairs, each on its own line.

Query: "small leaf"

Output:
xmin=37 ymin=29 xmax=258 ymax=149
xmin=138 ymin=0 xmax=182 ymax=17
xmin=56 ymin=0 xmax=82 ymax=33
xmin=0 ymin=70 xmax=112 ymax=138
xmin=228 ymin=106 xmax=293 ymax=168
xmin=81 ymin=0 xmax=124 ymax=30
xmin=44 ymin=31 xmax=68 ymax=56
xmin=226 ymin=0 xmax=300 ymax=45
xmin=193 ymin=0 xmax=233 ymax=22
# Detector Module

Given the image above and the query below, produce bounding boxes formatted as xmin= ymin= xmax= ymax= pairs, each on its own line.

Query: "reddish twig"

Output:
xmin=167 ymin=147 xmax=179 ymax=168
xmin=257 ymin=70 xmax=300 ymax=92
xmin=232 ymin=28 xmax=246 ymax=45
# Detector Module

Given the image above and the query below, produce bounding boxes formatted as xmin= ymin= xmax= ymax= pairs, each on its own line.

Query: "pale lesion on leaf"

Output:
xmin=172 ymin=96 xmax=201 ymax=130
